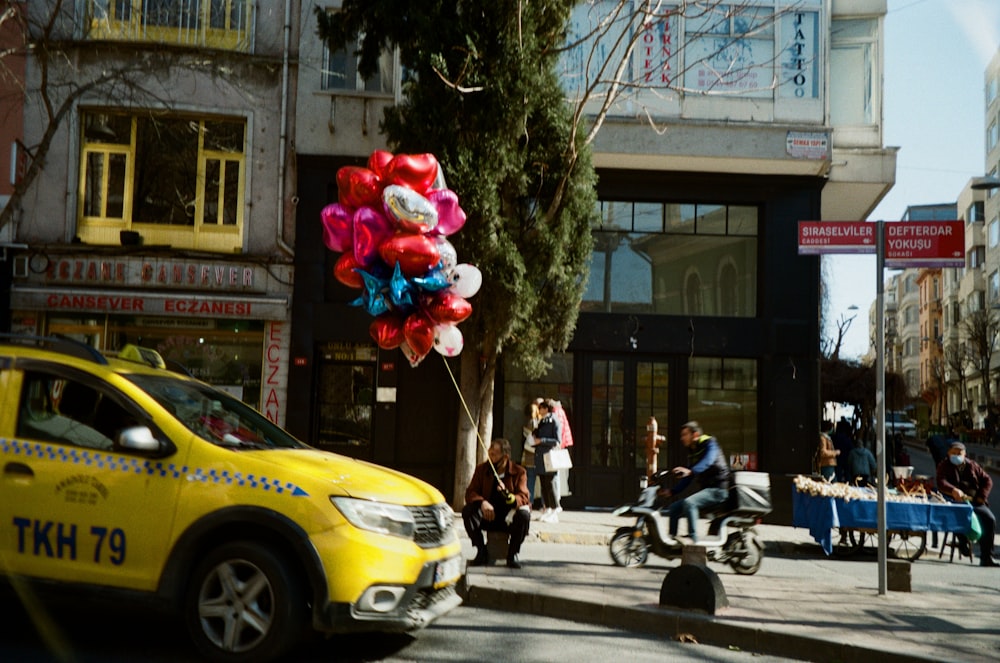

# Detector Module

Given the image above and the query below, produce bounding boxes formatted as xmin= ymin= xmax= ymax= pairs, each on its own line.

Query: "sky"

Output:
xmin=823 ymin=0 xmax=1000 ymax=359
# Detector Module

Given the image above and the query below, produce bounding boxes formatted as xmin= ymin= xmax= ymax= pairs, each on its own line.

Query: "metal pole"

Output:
xmin=876 ymin=221 xmax=887 ymax=595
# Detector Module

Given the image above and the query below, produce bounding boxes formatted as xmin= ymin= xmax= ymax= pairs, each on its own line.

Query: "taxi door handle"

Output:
xmin=3 ymin=462 xmax=33 ymax=477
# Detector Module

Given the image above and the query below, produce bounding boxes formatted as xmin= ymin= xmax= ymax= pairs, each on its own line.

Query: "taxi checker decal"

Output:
xmin=1 ymin=438 xmax=309 ymax=496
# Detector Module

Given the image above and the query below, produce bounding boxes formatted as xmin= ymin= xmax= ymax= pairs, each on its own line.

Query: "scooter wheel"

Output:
xmin=727 ymin=530 xmax=764 ymax=575
xmin=610 ymin=527 xmax=649 ymax=567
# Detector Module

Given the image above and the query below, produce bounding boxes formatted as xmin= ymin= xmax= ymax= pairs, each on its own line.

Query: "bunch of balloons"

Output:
xmin=321 ymin=150 xmax=481 ymax=367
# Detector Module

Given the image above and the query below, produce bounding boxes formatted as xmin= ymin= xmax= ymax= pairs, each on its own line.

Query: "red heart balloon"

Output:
xmin=386 ymin=153 xmax=439 ymax=194
xmin=367 ymin=150 xmax=394 ymax=179
xmin=333 ymin=252 xmax=363 ymax=288
xmin=378 ymin=232 xmax=441 ymax=278
xmin=337 ymin=166 xmax=382 ymax=209
xmin=370 ymin=313 xmax=406 ymax=350
xmin=320 ymin=203 xmax=353 ymax=253
xmin=403 ymin=312 xmax=436 ymax=357
xmin=352 ymin=206 xmax=394 ymax=268
xmin=424 ymin=291 xmax=472 ymax=324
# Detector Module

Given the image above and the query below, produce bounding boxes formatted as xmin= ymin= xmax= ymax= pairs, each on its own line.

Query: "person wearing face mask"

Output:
xmin=936 ymin=441 xmax=996 ymax=567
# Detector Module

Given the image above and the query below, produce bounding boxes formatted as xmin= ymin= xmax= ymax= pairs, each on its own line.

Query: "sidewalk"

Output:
xmin=458 ymin=508 xmax=1000 ymax=663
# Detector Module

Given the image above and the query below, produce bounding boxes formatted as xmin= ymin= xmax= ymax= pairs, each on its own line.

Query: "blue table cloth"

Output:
xmin=792 ymin=489 xmax=974 ymax=555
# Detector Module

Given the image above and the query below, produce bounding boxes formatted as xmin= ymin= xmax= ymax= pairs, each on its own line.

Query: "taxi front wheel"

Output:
xmin=184 ymin=540 xmax=307 ymax=663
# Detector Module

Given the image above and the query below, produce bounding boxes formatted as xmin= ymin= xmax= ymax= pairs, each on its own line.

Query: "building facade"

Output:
xmin=286 ymin=0 xmax=896 ymax=521
xmin=5 ymin=1 xmax=296 ymax=422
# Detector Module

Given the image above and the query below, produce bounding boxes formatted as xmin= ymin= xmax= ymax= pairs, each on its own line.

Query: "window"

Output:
xmin=17 ymin=372 xmax=137 ymax=451
xmin=967 ymin=201 xmax=984 ymax=223
xmin=991 ymin=270 xmax=1000 ymax=304
xmin=584 ymin=201 xmax=758 ymax=316
xmin=321 ymin=17 xmax=394 ymax=93
xmin=989 ymin=75 xmax=998 ymax=106
xmin=78 ymin=110 xmax=246 ymax=253
xmin=969 ymin=245 xmax=985 ymax=269
xmin=830 ymin=18 xmax=876 ymax=125
xmin=687 ymin=357 xmax=757 ymax=461
xmin=990 ymin=119 xmax=999 ymax=153
xmin=684 ymin=4 xmax=775 ymax=98
xmin=990 ymin=218 xmax=1000 ymax=248
xmin=88 ymin=0 xmax=252 ymax=52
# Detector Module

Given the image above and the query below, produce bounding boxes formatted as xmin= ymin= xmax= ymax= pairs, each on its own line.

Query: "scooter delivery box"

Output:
xmin=731 ymin=471 xmax=771 ymax=515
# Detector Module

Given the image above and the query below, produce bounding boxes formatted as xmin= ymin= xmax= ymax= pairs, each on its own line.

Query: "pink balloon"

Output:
xmin=428 ymin=189 xmax=466 ymax=236
xmin=370 ymin=313 xmax=406 ymax=350
xmin=433 ymin=324 xmax=464 ymax=356
xmin=424 ymin=291 xmax=472 ymax=324
xmin=320 ymin=203 xmax=353 ymax=253
xmin=353 ymin=206 xmax=394 ymax=268
xmin=378 ymin=232 xmax=441 ymax=278
xmin=333 ymin=252 xmax=363 ymax=288
xmin=404 ymin=312 xmax=436 ymax=357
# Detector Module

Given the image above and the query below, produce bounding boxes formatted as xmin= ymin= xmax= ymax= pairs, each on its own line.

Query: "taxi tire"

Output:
xmin=184 ymin=540 xmax=307 ymax=663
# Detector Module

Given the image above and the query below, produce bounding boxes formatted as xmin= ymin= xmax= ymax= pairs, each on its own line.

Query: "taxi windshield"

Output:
xmin=126 ymin=374 xmax=306 ymax=450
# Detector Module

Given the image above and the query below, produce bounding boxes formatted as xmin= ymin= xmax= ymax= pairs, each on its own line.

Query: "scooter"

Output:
xmin=608 ymin=469 xmax=772 ymax=575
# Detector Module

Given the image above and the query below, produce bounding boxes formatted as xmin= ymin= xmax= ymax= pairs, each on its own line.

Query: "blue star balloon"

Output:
xmin=389 ymin=262 xmax=416 ymax=310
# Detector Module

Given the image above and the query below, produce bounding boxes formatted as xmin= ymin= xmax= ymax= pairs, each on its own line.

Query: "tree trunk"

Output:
xmin=452 ymin=348 xmax=497 ymax=509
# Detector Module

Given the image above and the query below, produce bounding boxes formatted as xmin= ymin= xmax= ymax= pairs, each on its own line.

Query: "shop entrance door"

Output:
xmin=580 ymin=356 xmax=672 ymax=506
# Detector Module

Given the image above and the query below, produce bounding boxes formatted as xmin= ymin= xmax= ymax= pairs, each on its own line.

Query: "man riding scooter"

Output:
xmin=660 ymin=421 xmax=731 ymax=544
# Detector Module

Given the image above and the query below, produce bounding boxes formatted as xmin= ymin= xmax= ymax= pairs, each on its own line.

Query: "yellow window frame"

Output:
xmin=88 ymin=0 xmax=252 ymax=53
xmin=77 ymin=113 xmax=246 ymax=253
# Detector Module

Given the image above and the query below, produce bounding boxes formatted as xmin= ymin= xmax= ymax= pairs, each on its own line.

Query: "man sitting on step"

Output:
xmin=462 ymin=438 xmax=531 ymax=569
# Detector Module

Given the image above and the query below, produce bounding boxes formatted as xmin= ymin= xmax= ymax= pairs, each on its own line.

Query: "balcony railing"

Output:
xmin=87 ymin=1 xmax=253 ymax=53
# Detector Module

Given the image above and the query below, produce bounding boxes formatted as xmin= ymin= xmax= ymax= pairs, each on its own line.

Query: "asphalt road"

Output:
xmin=1 ymin=591 xmax=801 ymax=663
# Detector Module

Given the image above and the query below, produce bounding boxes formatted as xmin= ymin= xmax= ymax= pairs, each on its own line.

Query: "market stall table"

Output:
xmin=792 ymin=489 xmax=974 ymax=556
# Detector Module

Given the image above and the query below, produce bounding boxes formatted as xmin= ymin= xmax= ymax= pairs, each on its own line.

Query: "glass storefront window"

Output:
xmin=45 ymin=315 xmax=265 ymax=409
xmin=503 ymin=353 xmax=574 ymax=461
xmin=584 ymin=200 xmax=758 ymax=316
xmin=687 ymin=357 xmax=758 ymax=468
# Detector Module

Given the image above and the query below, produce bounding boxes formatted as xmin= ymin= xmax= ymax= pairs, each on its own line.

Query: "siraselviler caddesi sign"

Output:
xmin=797 ymin=220 xmax=964 ymax=268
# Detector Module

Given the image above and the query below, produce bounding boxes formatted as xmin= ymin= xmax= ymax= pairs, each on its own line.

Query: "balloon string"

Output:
xmin=440 ymin=353 xmax=505 ymax=486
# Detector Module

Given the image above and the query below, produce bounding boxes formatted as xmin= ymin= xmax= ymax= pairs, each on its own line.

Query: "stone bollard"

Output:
xmin=486 ymin=531 xmax=510 ymax=564
xmin=887 ymin=558 xmax=911 ymax=592
xmin=660 ymin=545 xmax=728 ymax=614
xmin=681 ymin=544 xmax=708 ymax=566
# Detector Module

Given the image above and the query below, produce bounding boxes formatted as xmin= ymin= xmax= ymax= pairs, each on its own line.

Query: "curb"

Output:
xmin=460 ymin=583 xmax=939 ymax=663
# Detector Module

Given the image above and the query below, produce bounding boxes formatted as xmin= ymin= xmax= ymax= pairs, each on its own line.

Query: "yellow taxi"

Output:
xmin=0 ymin=334 xmax=463 ymax=661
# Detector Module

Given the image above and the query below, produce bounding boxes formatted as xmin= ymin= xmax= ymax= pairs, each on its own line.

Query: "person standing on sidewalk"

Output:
xmin=462 ymin=438 xmax=531 ymax=569
xmin=815 ymin=432 xmax=840 ymax=481
xmin=521 ymin=400 xmax=541 ymax=508
xmin=532 ymin=398 xmax=563 ymax=522
xmin=660 ymin=421 xmax=731 ymax=543
xmin=936 ymin=441 xmax=997 ymax=567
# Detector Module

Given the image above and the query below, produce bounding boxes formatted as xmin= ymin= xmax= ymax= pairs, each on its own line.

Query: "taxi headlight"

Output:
xmin=330 ymin=497 xmax=416 ymax=539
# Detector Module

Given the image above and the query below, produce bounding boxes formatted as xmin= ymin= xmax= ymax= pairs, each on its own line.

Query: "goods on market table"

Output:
xmin=793 ymin=475 xmax=948 ymax=503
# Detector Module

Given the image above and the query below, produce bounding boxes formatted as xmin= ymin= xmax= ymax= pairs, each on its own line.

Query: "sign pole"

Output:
xmin=875 ymin=221 xmax=886 ymax=595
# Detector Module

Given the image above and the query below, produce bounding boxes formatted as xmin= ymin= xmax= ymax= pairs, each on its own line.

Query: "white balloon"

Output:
xmin=448 ymin=263 xmax=482 ymax=298
xmin=433 ymin=324 xmax=464 ymax=357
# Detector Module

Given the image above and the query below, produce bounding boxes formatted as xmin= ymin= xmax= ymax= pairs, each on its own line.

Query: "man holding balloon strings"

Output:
xmin=462 ymin=438 xmax=531 ymax=569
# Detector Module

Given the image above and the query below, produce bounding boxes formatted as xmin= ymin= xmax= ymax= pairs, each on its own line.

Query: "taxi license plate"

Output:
xmin=434 ymin=555 xmax=462 ymax=586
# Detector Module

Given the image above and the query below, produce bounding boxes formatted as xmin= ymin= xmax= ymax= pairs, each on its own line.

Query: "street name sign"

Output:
xmin=797 ymin=221 xmax=874 ymax=254
xmin=797 ymin=220 xmax=964 ymax=268
xmin=883 ymin=221 xmax=964 ymax=268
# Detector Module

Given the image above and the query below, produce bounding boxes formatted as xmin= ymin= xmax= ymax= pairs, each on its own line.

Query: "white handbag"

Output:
xmin=543 ymin=447 xmax=573 ymax=472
